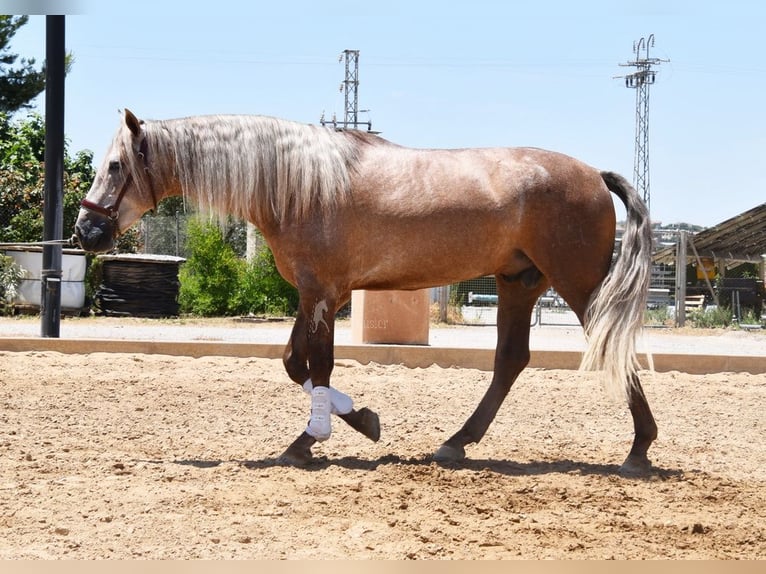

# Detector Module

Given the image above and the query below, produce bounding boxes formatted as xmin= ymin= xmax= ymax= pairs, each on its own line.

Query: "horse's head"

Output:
xmin=74 ymin=109 xmax=159 ymax=253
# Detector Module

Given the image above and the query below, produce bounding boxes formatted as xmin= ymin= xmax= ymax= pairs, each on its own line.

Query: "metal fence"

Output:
xmin=446 ymin=275 xmax=579 ymax=327
xmin=138 ymin=213 xmax=253 ymax=258
xmin=139 ymin=213 xmax=189 ymax=257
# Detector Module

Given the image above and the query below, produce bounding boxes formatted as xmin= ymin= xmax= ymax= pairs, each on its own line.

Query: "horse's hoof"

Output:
xmin=278 ymin=448 xmax=311 ymax=466
xmin=356 ymin=407 xmax=381 ymax=442
xmin=278 ymin=432 xmax=315 ymax=466
xmin=433 ymin=443 xmax=465 ymax=463
xmin=339 ymin=407 xmax=381 ymax=442
xmin=619 ymin=454 xmax=652 ymax=476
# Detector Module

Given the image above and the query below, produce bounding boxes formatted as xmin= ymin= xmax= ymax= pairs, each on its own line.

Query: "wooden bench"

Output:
xmin=684 ymin=294 xmax=706 ymax=313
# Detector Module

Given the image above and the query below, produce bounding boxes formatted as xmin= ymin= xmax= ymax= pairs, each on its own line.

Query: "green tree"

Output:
xmin=0 ymin=112 xmax=95 ymax=243
xmin=0 ymin=16 xmax=46 ymax=114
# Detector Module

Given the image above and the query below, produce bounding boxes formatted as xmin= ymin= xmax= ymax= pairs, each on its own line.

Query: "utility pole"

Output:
xmin=616 ymin=34 xmax=668 ymax=212
xmin=41 ymin=16 xmax=66 ymax=338
xmin=320 ymin=49 xmax=377 ymax=133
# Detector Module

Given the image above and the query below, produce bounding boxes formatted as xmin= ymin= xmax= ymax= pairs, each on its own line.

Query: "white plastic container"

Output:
xmin=3 ymin=247 xmax=87 ymax=310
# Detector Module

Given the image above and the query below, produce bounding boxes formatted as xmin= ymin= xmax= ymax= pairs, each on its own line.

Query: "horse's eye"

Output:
xmin=108 ymin=160 xmax=121 ymax=172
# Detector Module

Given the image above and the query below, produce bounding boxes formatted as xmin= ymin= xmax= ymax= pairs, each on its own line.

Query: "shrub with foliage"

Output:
xmin=178 ymin=218 xmax=298 ymax=317
xmin=0 ymin=253 xmax=23 ymax=314
xmin=645 ymin=305 xmax=672 ymax=327
xmin=687 ymin=305 xmax=734 ymax=328
xmin=178 ymin=219 xmax=242 ymax=316
xmin=232 ymin=245 xmax=299 ymax=316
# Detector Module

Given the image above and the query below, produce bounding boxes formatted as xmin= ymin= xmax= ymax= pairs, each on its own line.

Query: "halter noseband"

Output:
xmin=80 ymin=138 xmax=158 ymax=228
xmin=80 ymin=173 xmax=133 ymax=223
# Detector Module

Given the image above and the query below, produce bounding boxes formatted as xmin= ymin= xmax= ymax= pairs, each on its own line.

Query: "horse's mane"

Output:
xmin=122 ymin=114 xmax=370 ymax=226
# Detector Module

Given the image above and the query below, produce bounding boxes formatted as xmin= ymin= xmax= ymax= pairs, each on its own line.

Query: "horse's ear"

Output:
xmin=124 ymin=108 xmax=142 ymax=137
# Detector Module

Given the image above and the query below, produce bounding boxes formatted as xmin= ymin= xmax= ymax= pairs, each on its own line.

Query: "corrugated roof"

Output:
xmin=653 ymin=202 xmax=766 ymax=264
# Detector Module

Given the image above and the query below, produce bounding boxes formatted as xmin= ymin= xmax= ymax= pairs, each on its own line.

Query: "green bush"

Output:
xmin=687 ymin=305 xmax=733 ymax=328
xmin=739 ymin=308 xmax=764 ymax=325
xmin=178 ymin=218 xmax=298 ymax=317
xmin=0 ymin=253 xmax=24 ymax=314
xmin=645 ymin=306 xmax=671 ymax=327
xmin=232 ymin=246 xmax=299 ymax=316
xmin=178 ymin=219 xmax=241 ymax=316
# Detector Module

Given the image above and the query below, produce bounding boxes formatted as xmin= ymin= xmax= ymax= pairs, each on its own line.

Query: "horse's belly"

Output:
xmin=349 ymin=229 xmax=517 ymax=291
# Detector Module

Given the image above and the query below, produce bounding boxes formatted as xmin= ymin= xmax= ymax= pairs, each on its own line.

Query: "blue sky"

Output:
xmin=5 ymin=0 xmax=766 ymax=227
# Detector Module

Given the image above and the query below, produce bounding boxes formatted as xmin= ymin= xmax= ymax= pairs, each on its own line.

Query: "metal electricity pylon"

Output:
xmin=615 ymin=34 xmax=668 ymax=212
xmin=320 ymin=49 xmax=377 ymax=133
xmin=341 ymin=49 xmax=360 ymax=128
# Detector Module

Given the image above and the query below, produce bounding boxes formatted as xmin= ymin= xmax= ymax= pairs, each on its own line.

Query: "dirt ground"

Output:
xmin=0 ymin=350 xmax=764 ymax=559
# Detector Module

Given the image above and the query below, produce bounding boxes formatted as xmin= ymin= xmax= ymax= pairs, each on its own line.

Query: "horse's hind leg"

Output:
xmin=280 ymin=299 xmax=380 ymax=465
xmin=551 ymin=281 xmax=657 ymax=475
xmin=621 ymin=376 xmax=657 ymax=475
xmin=547 ymin=282 xmax=657 ymax=475
xmin=434 ymin=271 xmax=544 ymax=462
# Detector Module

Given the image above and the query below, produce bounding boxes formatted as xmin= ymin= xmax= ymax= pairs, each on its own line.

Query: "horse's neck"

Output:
xmin=152 ymin=115 xmax=353 ymax=231
xmin=152 ymin=121 xmax=246 ymax=217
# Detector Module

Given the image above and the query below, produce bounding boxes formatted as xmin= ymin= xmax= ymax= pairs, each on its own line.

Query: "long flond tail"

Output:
xmin=580 ymin=171 xmax=653 ymax=402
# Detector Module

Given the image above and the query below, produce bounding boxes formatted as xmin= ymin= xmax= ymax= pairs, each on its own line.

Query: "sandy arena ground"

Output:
xmin=1 ymin=348 xmax=764 ymax=559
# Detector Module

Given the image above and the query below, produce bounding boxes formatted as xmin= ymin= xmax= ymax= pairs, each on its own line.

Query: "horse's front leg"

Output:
xmin=280 ymin=296 xmax=379 ymax=465
xmin=282 ymin=308 xmax=380 ymax=446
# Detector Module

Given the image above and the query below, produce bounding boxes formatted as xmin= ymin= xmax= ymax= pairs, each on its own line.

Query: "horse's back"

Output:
xmin=301 ymin=144 xmax=618 ymax=291
xmin=351 ymin=144 xmax=608 ymax=213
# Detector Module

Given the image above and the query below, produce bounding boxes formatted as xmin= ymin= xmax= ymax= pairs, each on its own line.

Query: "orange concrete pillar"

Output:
xmin=351 ymin=289 xmax=430 ymax=345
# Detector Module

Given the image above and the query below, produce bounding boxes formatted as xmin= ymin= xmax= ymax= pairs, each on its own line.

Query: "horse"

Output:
xmin=74 ymin=109 xmax=657 ymax=474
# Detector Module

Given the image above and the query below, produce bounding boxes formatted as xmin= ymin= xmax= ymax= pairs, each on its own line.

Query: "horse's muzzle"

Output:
xmin=73 ymin=213 xmax=116 ymax=253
